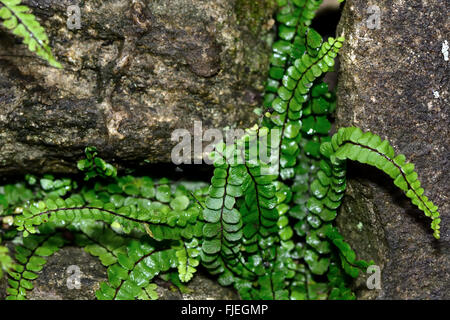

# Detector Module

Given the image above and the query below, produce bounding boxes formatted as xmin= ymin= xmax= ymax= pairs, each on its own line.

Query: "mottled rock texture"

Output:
xmin=0 ymin=0 xmax=276 ymax=175
xmin=336 ymin=0 xmax=449 ymax=299
xmin=0 ymin=246 xmax=239 ymax=300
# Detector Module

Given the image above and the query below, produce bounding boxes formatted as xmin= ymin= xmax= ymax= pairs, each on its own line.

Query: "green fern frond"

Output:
xmin=0 ymin=245 xmax=14 ymax=278
xmin=266 ymin=36 xmax=344 ymax=180
xmin=324 ymin=224 xmax=372 ymax=278
xmin=201 ymin=160 xmax=244 ymax=274
xmin=321 ymin=127 xmax=441 ymax=239
xmin=6 ymin=227 xmax=65 ymax=300
xmin=264 ymin=0 xmax=324 ymax=109
xmin=0 ymin=0 xmax=62 ymax=68
xmin=14 ymin=190 xmax=203 ymax=241
xmin=13 ymin=172 xmax=205 ymax=241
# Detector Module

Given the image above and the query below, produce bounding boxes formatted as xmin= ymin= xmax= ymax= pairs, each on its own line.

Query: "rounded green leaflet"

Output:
xmin=141 ymin=184 xmax=155 ymax=198
xmin=279 ymin=226 xmax=293 ymax=241
xmin=269 ymin=67 xmax=285 ymax=79
xmin=224 ymin=228 xmax=243 ymax=242
xmin=284 ymin=121 xmax=301 ymax=139
xmin=306 ymin=28 xmax=322 ymax=49
xmin=170 ymin=195 xmax=190 ymax=211
xmin=123 ymin=184 xmax=139 ymax=196
xmin=110 ymin=194 xmax=124 ymax=208
xmin=34 ymin=246 xmax=55 ymax=257
xmin=40 ymin=178 xmax=54 ymax=191
xmin=304 ymin=249 xmax=330 ymax=275
xmin=278 ymin=24 xmax=296 ymax=40
xmin=315 ymin=116 xmax=331 ymax=134
xmin=209 ymin=186 xmax=225 ymax=198
xmin=310 ymin=180 xmax=328 ymax=199
xmin=305 ymin=140 xmax=321 ymax=158
xmin=272 ymin=97 xmax=288 ymax=113
xmin=205 ymin=197 xmax=223 ymax=210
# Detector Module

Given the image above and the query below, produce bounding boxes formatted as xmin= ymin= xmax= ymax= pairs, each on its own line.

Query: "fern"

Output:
xmin=175 ymin=238 xmax=201 ymax=282
xmin=264 ymin=0 xmax=324 ymax=110
xmin=14 ymin=180 xmax=204 ymax=241
xmin=0 ymin=0 xmax=442 ymax=301
xmin=0 ymin=245 xmax=14 ymax=278
xmin=266 ymin=35 xmax=343 ymax=181
xmin=0 ymin=0 xmax=61 ymax=68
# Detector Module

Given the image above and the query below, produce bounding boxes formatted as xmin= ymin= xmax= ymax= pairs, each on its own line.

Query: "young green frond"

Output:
xmin=0 ymin=245 xmax=14 ymax=278
xmin=77 ymin=147 xmax=117 ymax=181
xmin=264 ymin=0 xmax=324 ymax=109
xmin=266 ymin=36 xmax=344 ymax=180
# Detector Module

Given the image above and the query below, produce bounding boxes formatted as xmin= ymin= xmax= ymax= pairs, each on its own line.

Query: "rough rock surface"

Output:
xmin=0 ymin=246 xmax=239 ymax=300
xmin=0 ymin=0 xmax=276 ymax=175
xmin=336 ymin=0 xmax=449 ymax=299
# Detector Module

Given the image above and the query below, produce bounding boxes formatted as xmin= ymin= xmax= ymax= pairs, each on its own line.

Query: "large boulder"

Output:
xmin=0 ymin=0 xmax=276 ymax=175
xmin=336 ymin=0 xmax=449 ymax=299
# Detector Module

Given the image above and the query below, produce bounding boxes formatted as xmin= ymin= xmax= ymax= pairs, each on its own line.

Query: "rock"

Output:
xmin=0 ymin=246 xmax=239 ymax=300
xmin=336 ymin=0 xmax=449 ymax=299
xmin=0 ymin=0 xmax=277 ymax=175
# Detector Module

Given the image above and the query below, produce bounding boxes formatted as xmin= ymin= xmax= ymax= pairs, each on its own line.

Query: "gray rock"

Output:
xmin=336 ymin=0 xmax=449 ymax=299
xmin=0 ymin=0 xmax=276 ymax=175
xmin=0 ymin=246 xmax=239 ymax=300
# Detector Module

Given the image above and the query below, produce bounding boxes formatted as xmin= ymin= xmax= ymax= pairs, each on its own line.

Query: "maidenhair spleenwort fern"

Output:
xmin=6 ymin=226 xmax=65 ymax=299
xmin=0 ymin=0 xmax=61 ymax=68
xmin=0 ymin=0 xmax=441 ymax=300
